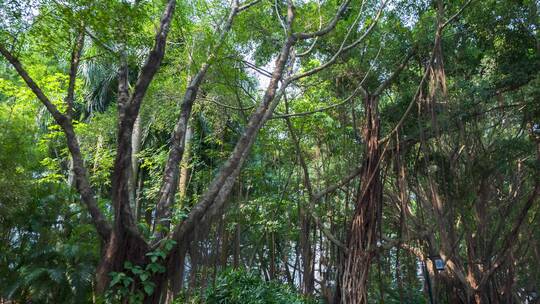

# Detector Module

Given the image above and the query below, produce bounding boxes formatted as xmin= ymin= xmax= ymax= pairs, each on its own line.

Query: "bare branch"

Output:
xmin=442 ymin=0 xmax=474 ymax=29
xmin=238 ymin=0 xmax=261 ymax=12
xmin=287 ymin=0 xmax=387 ymax=83
xmin=293 ymin=0 xmax=352 ymax=40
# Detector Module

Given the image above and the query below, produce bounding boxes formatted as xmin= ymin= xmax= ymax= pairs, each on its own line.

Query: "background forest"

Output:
xmin=0 ymin=0 xmax=539 ymax=303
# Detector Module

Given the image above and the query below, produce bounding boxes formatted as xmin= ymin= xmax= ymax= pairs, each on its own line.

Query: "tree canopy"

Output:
xmin=0 ymin=0 xmax=539 ymax=303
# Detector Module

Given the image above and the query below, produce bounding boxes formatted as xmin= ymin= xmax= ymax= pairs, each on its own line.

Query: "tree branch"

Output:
xmin=0 ymin=44 xmax=112 ymax=240
xmin=372 ymin=51 xmax=414 ymax=97
xmin=293 ymin=0 xmax=351 ymax=40
xmin=166 ymin=8 xmax=298 ymax=250
xmin=479 ymin=142 xmax=540 ymax=286
xmin=271 ymin=84 xmax=366 ymax=119
xmin=283 ymin=98 xmax=349 ymax=251
xmin=127 ymin=0 xmax=177 ymax=117
xmin=287 ymin=0 xmax=387 ymax=83
xmin=441 ymin=0 xmax=474 ymax=29
xmin=238 ymin=0 xmax=261 ymax=12
xmin=65 ymin=27 xmax=85 ymax=118
xmin=153 ymin=0 xmax=248 ymax=240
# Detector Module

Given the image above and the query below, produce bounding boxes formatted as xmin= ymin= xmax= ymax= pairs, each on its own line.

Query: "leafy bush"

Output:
xmin=177 ymin=269 xmax=316 ymax=304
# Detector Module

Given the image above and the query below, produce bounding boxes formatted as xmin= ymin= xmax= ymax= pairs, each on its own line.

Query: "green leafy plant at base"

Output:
xmin=174 ymin=269 xmax=318 ymax=304
xmin=105 ymin=240 xmax=176 ymax=303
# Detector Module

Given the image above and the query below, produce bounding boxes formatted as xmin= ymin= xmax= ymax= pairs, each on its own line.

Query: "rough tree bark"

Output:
xmin=130 ymin=113 xmax=142 ymax=216
xmin=337 ymin=49 xmax=413 ymax=302
xmin=337 ymin=2 xmax=474 ymax=302
xmin=341 ymin=94 xmax=382 ymax=304
xmin=178 ymin=123 xmax=192 ymax=203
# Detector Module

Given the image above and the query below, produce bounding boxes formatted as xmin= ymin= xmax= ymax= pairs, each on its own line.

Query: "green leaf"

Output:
xmin=140 ymin=272 xmax=149 ymax=282
xmin=131 ymin=266 xmax=143 ymax=275
xmin=164 ymin=240 xmax=177 ymax=252
xmin=122 ymin=276 xmax=133 ymax=288
xmin=109 ymin=272 xmax=124 ymax=287
xmin=143 ymin=282 xmax=155 ymax=295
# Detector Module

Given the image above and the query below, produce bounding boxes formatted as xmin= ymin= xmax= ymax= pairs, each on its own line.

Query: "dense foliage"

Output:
xmin=178 ymin=269 xmax=315 ymax=304
xmin=0 ymin=0 xmax=538 ymax=303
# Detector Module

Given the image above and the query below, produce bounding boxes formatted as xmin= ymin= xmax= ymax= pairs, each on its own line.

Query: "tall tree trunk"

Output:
xmin=95 ymin=63 xmax=151 ymax=295
xmin=300 ymin=206 xmax=314 ymax=294
xmin=341 ymin=95 xmax=381 ymax=304
xmin=178 ymin=122 xmax=193 ymax=205
xmin=270 ymin=232 xmax=276 ymax=280
xmin=233 ymin=222 xmax=241 ymax=268
xmin=131 ymin=113 xmax=142 ymax=217
xmin=284 ymin=100 xmax=315 ymax=295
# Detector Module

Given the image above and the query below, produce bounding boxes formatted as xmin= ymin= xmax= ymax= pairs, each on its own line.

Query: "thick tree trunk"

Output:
xmin=95 ymin=63 xmax=150 ymax=294
xmin=341 ymin=95 xmax=381 ymax=304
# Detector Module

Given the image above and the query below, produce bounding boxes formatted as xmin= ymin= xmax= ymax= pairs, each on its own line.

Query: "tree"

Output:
xmin=1 ymin=0 xmax=538 ymax=303
xmin=1 ymin=0 xmax=380 ymax=301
